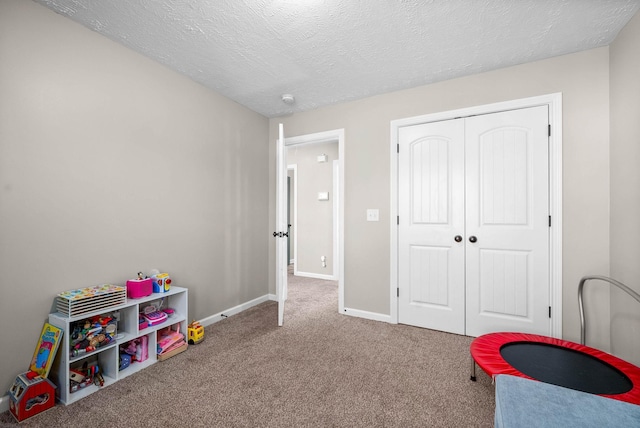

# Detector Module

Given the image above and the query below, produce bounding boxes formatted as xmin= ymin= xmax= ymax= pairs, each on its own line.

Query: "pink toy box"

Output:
xmin=126 ymin=278 xmax=152 ymax=299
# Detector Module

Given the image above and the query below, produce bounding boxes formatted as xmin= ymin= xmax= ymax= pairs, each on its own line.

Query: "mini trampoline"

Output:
xmin=470 ymin=276 xmax=640 ymax=405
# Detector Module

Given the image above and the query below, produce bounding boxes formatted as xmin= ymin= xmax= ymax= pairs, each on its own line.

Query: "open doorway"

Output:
xmin=287 ymin=141 xmax=337 ymax=280
xmin=283 ymin=129 xmax=345 ymax=313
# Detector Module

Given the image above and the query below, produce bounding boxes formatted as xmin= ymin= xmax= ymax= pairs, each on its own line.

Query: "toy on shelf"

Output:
xmin=151 ymin=272 xmax=172 ymax=293
xmin=69 ymin=369 xmax=85 ymax=384
xmin=126 ymin=272 xmax=153 ymax=299
xmin=187 ymin=320 xmax=204 ymax=345
xmin=56 ymin=284 xmax=126 ymax=317
xmin=141 ymin=303 xmax=168 ymax=327
xmin=138 ymin=314 xmax=149 ymax=330
xmin=157 ymin=324 xmax=185 ymax=354
xmin=69 ymin=360 xmax=103 ymax=393
xmin=119 ymin=336 xmax=148 ymax=368
xmin=157 ymin=324 xmax=188 ymax=361
xmin=68 ymin=314 xmax=117 ymax=358
xmin=119 ymin=353 xmax=132 ymax=371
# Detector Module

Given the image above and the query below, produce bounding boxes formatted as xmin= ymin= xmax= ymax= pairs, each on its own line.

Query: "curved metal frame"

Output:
xmin=578 ymin=275 xmax=640 ymax=345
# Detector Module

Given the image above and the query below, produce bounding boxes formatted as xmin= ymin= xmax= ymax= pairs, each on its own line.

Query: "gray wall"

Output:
xmin=287 ymin=142 xmax=338 ymax=276
xmin=0 ymin=0 xmax=269 ymax=392
xmin=610 ymin=11 xmax=640 ymax=365
xmin=269 ymin=47 xmax=612 ymax=351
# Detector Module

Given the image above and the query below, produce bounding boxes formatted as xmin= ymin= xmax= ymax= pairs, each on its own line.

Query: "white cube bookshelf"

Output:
xmin=48 ymin=286 xmax=188 ymax=405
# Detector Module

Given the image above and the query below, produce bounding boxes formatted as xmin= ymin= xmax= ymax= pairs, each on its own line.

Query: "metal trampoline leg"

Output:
xmin=470 ymin=357 xmax=477 ymax=382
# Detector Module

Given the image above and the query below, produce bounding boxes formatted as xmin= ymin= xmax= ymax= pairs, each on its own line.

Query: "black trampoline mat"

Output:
xmin=500 ymin=342 xmax=632 ymax=395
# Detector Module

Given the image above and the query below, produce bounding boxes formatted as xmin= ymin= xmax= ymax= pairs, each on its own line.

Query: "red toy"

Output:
xmin=9 ymin=322 xmax=62 ymax=421
xmin=9 ymin=373 xmax=56 ymax=422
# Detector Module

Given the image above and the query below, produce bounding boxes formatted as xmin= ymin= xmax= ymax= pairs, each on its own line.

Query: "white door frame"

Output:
xmin=287 ymin=164 xmax=298 ymax=266
xmin=276 ymin=124 xmax=287 ymax=326
xmin=389 ymin=93 xmax=563 ymax=338
xmin=284 ymin=129 xmax=345 ymax=314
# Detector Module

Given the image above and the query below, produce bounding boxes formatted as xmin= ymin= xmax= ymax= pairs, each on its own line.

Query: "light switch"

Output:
xmin=367 ymin=209 xmax=379 ymax=221
xmin=318 ymin=192 xmax=329 ymax=201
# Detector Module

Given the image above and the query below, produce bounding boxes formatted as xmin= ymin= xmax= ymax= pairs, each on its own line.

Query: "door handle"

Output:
xmin=469 ymin=236 xmax=477 ymax=243
xmin=454 ymin=235 xmax=462 ymax=242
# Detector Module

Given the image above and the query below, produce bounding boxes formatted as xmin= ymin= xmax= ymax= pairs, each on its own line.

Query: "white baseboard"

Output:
xmin=268 ymin=293 xmax=277 ymax=301
xmin=294 ymin=271 xmax=336 ymax=281
xmin=198 ymin=294 xmax=272 ymax=328
xmin=0 ymin=394 xmax=9 ymax=414
xmin=342 ymin=307 xmax=392 ymax=323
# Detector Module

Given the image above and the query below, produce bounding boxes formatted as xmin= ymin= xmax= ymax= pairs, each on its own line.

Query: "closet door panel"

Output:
xmin=465 ymin=106 xmax=550 ymax=337
xmin=398 ymin=119 xmax=465 ymax=334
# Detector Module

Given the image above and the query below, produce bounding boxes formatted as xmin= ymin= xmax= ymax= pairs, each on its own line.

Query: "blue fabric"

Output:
xmin=494 ymin=374 xmax=640 ymax=428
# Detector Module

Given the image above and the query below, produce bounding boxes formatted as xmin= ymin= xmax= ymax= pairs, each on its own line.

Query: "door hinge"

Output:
xmin=548 ymin=124 xmax=551 ymax=137
xmin=397 ymin=216 xmax=399 ymax=225
xmin=549 ymin=216 xmax=551 ymax=227
xmin=549 ymin=306 xmax=552 ymax=318
xmin=397 ymin=144 xmax=400 ymax=153
xmin=397 ymin=287 xmax=400 ymax=297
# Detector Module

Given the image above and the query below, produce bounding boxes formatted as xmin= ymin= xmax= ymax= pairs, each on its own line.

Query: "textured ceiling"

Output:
xmin=34 ymin=0 xmax=640 ymax=117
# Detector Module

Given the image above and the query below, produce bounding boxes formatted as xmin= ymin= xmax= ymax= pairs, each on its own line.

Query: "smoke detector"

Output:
xmin=281 ymin=94 xmax=295 ymax=105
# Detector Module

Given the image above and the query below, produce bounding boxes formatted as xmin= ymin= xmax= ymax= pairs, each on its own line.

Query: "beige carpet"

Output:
xmin=0 ymin=271 xmax=495 ymax=427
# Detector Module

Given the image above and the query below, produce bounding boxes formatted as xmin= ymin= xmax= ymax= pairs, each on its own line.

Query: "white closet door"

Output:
xmin=465 ymin=106 xmax=550 ymax=337
xmin=397 ymin=119 xmax=466 ymax=335
xmin=397 ymin=106 xmax=550 ymax=337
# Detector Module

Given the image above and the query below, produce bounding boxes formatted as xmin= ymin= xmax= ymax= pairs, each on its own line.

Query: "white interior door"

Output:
xmin=276 ymin=123 xmax=288 ymax=326
xmin=397 ymin=106 xmax=550 ymax=336
xmin=465 ymin=106 xmax=550 ymax=336
xmin=397 ymin=119 xmax=466 ymax=335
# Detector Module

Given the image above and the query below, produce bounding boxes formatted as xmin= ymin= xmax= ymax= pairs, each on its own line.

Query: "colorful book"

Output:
xmin=29 ymin=323 xmax=63 ymax=378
